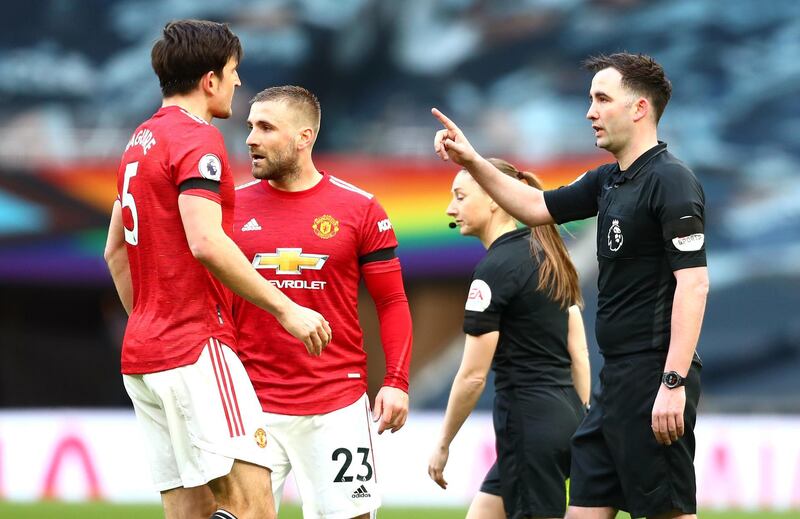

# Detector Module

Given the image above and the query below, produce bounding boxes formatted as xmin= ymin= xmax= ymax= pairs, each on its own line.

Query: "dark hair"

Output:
xmin=151 ymin=19 xmax=243 ymax=97
xmin=487 ymin=158 xmax=583 ymax=309
xmin=250 ymin=85 xmax=321 ymax=131
xmin=583 ymin=52 xmax=672 ymax=123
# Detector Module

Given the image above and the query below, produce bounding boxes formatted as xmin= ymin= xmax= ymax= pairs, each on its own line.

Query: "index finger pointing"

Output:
xmin=431 ymin=107 xmax=458 ymax=131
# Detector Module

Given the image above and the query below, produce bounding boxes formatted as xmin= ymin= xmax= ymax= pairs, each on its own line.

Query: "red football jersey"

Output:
xmin=233 ymin=173 xmax=398 ymax=414
xmin=117 ymin=106 xmax=237 ymax=374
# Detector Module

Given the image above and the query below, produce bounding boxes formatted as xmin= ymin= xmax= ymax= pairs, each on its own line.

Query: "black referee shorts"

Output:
xmin=482 ymin=385 xmax=585 ymax=519
xmin=479 ymin=461 xmax=501 ymax=496
xmin=569 ymin=352 xmax=701 ymax=518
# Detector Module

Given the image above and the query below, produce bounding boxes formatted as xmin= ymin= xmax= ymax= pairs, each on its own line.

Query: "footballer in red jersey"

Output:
xmin=233 ymin=86 xmax=413 ymax=519
xmin=117 ymin=104 xmax=238 ymax=374
xmin=103 ymin=21 xmax=330 ymax=519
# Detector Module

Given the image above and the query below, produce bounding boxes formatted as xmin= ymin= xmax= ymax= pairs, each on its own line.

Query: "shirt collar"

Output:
xmin=615 ymin=141 xmax=668 ymax=183
xmin=488 ymin=227 xmax=529 ymax=251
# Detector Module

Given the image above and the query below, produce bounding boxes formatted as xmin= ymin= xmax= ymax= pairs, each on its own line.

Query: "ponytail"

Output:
xmin=487 ymin=158 xmax=583 ymax=309
xmin=529 ymin=220 xmax=583 ymax=309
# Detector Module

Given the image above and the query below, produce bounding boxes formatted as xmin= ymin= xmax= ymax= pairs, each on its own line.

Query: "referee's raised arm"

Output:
xmin=431 ymin=107 xmax=554 ymax=227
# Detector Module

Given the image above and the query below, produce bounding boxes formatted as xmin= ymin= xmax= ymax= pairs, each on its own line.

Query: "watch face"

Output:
xmin=664 ymin=372 xmax=680 ymax=387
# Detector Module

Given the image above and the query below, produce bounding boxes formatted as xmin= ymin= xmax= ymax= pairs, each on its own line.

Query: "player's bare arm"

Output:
xmin=431 ymin=108 xmax=554 ymax=227
xmin=566 ymin=305 xmax=591 ymax=406
xmin=178 ymin=194 xmax=332 ymax=355
xmin=429 ymin=331 xmax=498 ymax=489
xmin=652 ymin=266 xmax=708 ymax=446
xmin=104 ymin=200 xmax=133 ymax=315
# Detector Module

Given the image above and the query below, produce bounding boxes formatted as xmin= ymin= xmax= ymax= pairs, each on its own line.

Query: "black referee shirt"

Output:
xmin=543 ymin=142 xmax=706 ymax=358
xmin=463 ymin=228 xmax=573 ymax=390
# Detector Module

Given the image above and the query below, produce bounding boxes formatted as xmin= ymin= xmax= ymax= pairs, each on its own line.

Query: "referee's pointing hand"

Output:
xmin=432 ymin=108 xmax=479 ymax=168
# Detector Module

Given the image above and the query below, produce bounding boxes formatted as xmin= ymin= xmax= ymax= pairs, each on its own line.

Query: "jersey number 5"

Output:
xmin=122 ymin=162 xmax=139 ymax=245
xmin=332 ymin=447 xmax=373 ymax=483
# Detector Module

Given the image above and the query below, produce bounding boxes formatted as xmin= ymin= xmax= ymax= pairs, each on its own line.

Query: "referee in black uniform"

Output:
xmin=428 ymin=158 xmax=590 ymax=519
xmin=432 ymin=53 xmax=708 ymax=519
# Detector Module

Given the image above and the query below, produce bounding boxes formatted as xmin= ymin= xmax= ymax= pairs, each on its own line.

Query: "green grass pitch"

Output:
xmin=1 ymin=503 xmax=800 ymax=518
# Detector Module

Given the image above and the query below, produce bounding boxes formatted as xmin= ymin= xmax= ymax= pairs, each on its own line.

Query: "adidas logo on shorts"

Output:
xmin=351 ymin=484 xmax=371 ymax=498
xmin=241 ymin=218 xmax=262 ymax=231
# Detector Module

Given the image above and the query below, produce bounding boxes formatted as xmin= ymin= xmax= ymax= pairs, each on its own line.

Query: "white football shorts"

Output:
xmin=267 ymin=392 xmax=380 ymax=519
xmin=123 ymin=338 xmax=271 ymax=491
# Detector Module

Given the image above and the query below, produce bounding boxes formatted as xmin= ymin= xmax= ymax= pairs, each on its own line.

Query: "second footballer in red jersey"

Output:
xmin=104 ymin=21 xmax=330 ymax=519
xmin=233 ymin=86 xmax=413 ymax=519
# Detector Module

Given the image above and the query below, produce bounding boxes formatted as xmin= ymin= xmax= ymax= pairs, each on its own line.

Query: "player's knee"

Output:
xmin=195 ymin=490 xmax=217 ymax=517
xmin=220 ymin=494 xmax=271 ymax=519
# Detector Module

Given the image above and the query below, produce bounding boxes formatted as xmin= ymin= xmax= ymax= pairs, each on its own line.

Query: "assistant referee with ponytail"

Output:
xmin=428 ymin=158 xmax=590 ymax=519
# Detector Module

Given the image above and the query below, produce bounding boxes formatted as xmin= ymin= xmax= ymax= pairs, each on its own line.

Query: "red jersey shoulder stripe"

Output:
xmin=329 ymin=175 xmax=373 ymax=199
xmin=236 ymin=179 xmax=261 ymax=191
xmin=178 ymin=108 xmax=210 ymax=126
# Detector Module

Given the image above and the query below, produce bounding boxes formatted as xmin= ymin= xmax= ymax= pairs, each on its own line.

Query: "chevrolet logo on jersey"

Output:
xmin=252 ymin=248 xmax=329 ymax=275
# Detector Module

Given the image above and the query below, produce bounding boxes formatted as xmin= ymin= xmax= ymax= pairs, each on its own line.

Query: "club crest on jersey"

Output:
xmin=313 ymin=214 xmax=339 ymax=239
xmin=198 ymin=154 xmax=222 ymax=181
xmin=607 ymin=219 xmax=624 ymax=252
xmin=254 ymin=428 xmax=267 ymax=448
xmin=253 ymin=248 xmax=329 ymax=275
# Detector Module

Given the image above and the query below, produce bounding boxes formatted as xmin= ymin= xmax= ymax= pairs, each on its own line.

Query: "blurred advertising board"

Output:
xmin=0 ymin=410 xmax=798 ymax=510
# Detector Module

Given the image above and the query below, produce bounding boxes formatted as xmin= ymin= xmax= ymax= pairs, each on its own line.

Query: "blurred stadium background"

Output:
xmin=1 ymin=0 xmax=799 ymax=517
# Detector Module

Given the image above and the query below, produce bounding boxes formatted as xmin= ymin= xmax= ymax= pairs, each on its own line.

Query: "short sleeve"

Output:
xmin=651 ymin=165 xmax=707 ymax=271
xmin=358 ymin=198 xmax=399 ymax=257
xmin=543 ymin=168 xmax=602 ymax=224
xmin=462 ymin=259 xmax=523 ymax=336
xmin=171 ymin=126 xmax=228 ymax=203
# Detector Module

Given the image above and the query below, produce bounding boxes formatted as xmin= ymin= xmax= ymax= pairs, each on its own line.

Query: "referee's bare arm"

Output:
xmin=432 ymin=108 xmax=554 ymax=227
xmin=651 ymin=266 xmax=709 ymax=446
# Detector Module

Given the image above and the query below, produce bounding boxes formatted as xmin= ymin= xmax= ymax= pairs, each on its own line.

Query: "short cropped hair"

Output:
xmin=583 ymin=52 xmax=672 ymax=123
xmin=151 ymin=19 xmax=243 ymax=97
xmin=250 ymin=85 xmax=321 ymax=132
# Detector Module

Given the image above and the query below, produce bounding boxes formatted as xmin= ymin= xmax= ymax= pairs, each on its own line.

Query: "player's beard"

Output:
xmin=252 ymin=145 xmax=300 ymax=183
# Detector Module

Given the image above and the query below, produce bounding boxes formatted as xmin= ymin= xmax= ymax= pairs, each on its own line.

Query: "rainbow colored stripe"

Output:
xmin=311 ymin=155 xmax=603 ymax=274
xmin=14 ymin=155 xmax=604 ymax=279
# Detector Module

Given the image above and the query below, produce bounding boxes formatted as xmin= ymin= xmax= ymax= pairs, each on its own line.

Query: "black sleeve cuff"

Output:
xmin=179 ymin=178 xmax=220 ymax=194
xmin=463 ymin=311 xmax=501 ymax=335
xmin=359 ymin=247 xmax=396 ymax=265
xmin=543 ymin=189 xmax=568 ymax=224
xmin=667 ymin=252 xmax=707 ymax=271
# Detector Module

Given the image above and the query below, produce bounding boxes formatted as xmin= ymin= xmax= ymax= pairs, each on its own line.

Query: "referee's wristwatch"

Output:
xmin=661 ymin=371 xmax=686 ymax=389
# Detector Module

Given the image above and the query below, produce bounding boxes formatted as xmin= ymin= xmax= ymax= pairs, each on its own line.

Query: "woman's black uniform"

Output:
xmin=463 ymin=228 xmax=585 ymax=519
